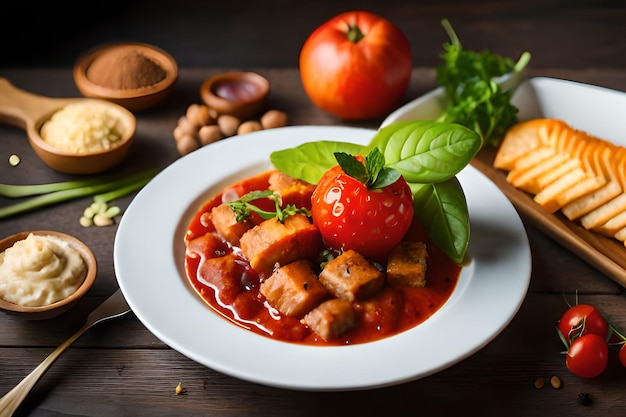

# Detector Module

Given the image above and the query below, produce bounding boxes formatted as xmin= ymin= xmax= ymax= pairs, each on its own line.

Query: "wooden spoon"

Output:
xmin=0 ymin=77 xmax=136 ymax=174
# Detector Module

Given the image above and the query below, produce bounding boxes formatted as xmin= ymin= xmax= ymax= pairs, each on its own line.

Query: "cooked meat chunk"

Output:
xmin=185 ymin=231 xmax=230 ymax=261
xmin=319 ymin=250 xmax=385 ymax=302
xmin=197 ymin=252 xmax=248 ymax=305
xmin=302 ymin=298 xmax=358 ymax=341
xmin=260 ymin=260 xmax=329 ymax=318
xmin=386 ymin=241 xmax=428 ymax=288
xmin=209 ymin=202 xmax=254 ymax=246
xmin=239 ymin=213 xmax=322 ymax=278
xmin=268 ymin=171 xmax=316 ymax=210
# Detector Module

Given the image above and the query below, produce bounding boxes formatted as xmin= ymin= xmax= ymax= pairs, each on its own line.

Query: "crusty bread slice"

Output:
xmin=534 ymin=167 xmax=589 ymax=213
xmin=507 ymin=152 xmax=569 ymax=193
xmin=494 ymin=117 xmax=626 ymax=247
xmin=494 ymin=118 xmax=567 ymax=171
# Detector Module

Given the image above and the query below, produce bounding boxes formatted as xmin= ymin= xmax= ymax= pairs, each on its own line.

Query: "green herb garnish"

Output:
xmin=270 ymin=120 xmax=482 ymax=263
xmin=228 ymin=190 xmax=310 ymax=223
xmin=334 ymin=148 xmax=400 ymax=189
xmin=436 ymin=18 xmax=531 ymax=147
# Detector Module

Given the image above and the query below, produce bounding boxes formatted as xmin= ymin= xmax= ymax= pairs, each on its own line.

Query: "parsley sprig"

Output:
xmin=227 ymin=190 xmax=310 ymax=223
xmin=436 ymin=19 xmax=531 ymax=147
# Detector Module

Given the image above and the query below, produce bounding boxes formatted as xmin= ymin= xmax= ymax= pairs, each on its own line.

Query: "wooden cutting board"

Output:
xmin=471 ymin=146 xmax=626 ymax=288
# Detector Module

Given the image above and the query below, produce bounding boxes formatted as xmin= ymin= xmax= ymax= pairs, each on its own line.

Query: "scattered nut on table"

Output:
xmin=176 ymin=134 xmax=200 ymax=156
xmin=175 ymin=382 xmax=186 ymax=395
xmin=237 ymin=120 xmax=263 ymax=135
xmin=218 ymin=114 xmax=241 ymax=137
xmin=172 ymin=104 xmax=288 ymax=156
xmin=261 ymin=109 xmax=288 ymax=129
xmin=198 ymin=124 xmax=223 ymax=145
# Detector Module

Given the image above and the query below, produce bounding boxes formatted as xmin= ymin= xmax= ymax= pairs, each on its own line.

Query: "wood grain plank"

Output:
xmin=2 ymin=293 xmax=626 ymax=417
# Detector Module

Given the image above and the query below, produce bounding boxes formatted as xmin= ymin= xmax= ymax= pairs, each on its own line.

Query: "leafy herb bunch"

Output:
xmin=436 ymin=19 xmax=531 ymax=147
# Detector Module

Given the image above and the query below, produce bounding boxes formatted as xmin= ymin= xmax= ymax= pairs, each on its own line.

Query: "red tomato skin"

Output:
xmin=557 ymin=304 xmax=609 ymax=344
xmin=619 ymin=344 xmax=626 ymax=368
xmin=299 ymin=11 xmax=412 ymax=120
xmin=566 ymin=334 xmax=608 ymax=378
xmin=311 ymin=164 xmax=414 ymax=262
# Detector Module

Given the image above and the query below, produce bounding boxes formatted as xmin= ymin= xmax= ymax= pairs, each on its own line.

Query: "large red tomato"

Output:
xmin=299 ymin=11 xmax=412 ymax=120
xmin=311 ymin=159 xmax=414 ymax=263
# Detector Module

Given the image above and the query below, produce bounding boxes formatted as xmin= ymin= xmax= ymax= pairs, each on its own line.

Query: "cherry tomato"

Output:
xmin=566 ymin=333 xmax=608 ymax=378
xmin=299 ymin=11 xmax=412 ymax=120
xmin=311 ymin=162 xmax=414 ymax=262
xmin=618 ymin=343 xmax=626 ymax=368
xmin=557 ymin=304 xmax=609 ymax=344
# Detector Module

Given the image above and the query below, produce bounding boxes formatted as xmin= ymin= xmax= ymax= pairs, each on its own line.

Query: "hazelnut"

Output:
xmin=176 ymin=134 xmax=199 ymax=156
xmin=187 ymin=103 xmax=216 ymax=126
xmin=261 ymin=110 xmax=288 ymax=129
xmin=238 ymin=120 xmax=263 ymax=135
xmin=173 ymin=124 xmax=187 ymax=142
xmin=177 ymin=115 xmax=200 ymax=136
xmin=218 ymin=114 xmax=241 ymax=137
xmin=198 ymin=125 xmax=224 ymax=145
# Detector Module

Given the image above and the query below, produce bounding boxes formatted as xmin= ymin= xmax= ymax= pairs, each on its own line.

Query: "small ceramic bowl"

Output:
xmin=200 ymin=71 xmax=270 ymax=120
xmin=73 ymin=42 xmax=178 ymax=112
xmin=0 ymin=231 xmax=97 ymax=320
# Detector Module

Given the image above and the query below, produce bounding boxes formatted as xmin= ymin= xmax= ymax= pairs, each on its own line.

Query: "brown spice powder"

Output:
xmin=86 ymin=47 xmax=167 ymax=90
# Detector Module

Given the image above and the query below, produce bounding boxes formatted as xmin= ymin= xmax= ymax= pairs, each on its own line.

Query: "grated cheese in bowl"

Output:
xmin=40 ymin=102 xmax=126 ymax=154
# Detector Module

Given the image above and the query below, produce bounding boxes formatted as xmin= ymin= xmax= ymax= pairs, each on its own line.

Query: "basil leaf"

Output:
xmin=369 ymin=120 xmax=482 ymax=184
xmin=410 ymin=176 xmax=469 ymax=264
xmin=270 ymin=140 xmax=366 ymax=184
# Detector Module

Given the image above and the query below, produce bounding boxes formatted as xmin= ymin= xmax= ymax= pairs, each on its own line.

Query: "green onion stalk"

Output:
xmin=0 ymin=168 xmax=158 ymax=220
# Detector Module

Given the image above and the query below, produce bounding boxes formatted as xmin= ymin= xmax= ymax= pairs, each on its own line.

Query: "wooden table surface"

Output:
xmin=2 ymin=1 xmax=626 ymax=416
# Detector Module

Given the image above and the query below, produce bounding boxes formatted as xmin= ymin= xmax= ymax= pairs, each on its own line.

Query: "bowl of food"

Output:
xmin=0 ymin=77 xmax=136 ymax=174
xmin=200 ymin=71 xmax=270 ymax=120
xmin=114 ymin=125 xmax=531 ymax=390
xmin=0 ymin=231 xmax=97 ymax=320
xmin=73 ymin=42 xmax=178 ymax=112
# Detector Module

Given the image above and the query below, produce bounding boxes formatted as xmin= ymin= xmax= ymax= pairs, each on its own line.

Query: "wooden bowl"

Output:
xmin=0 ymin=77 xmax=136 ymax=175
xmin=200 ymin=71 xmax=270 ymax=120
xmin=73 ymin=42 xmax=178 ymax=112
xmin=0 ymin=231 xmax=97 ymax=320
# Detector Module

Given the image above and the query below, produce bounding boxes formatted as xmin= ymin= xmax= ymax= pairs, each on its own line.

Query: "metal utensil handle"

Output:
xmin=0 ymin=289 xmax=130 ymax=417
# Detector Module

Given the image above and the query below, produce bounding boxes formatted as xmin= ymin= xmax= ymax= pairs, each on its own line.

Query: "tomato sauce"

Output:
xmin=184 ymin=170 xmax=461 ymax=346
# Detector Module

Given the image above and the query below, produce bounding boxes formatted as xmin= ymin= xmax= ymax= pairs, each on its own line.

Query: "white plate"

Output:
xmin=114 ymin=125 xmax=531 ymax=391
